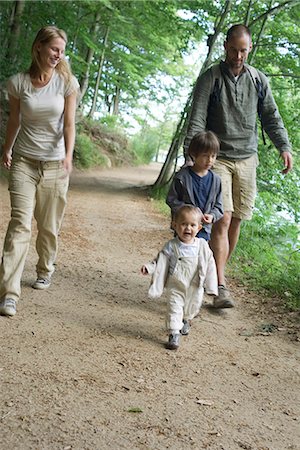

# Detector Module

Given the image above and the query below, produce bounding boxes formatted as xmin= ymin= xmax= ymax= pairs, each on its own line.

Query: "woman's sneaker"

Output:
xmin=32 ymin=278 xmax=51 ymax=290
xmin=180 ymin=319 xmax=191 ymax=335
xmin=0 ymin=298 xmax=17 ymax=316
xmin=166 ymin=333 xmax=180 ymax=350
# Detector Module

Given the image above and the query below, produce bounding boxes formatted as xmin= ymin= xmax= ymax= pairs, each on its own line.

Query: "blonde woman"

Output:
xmin=0 ymin=26 xmax=79 ymax=316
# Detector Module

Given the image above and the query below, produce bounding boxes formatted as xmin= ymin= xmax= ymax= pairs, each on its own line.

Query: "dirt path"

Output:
xmin=0 ymin=164 xmax=299 ymax=450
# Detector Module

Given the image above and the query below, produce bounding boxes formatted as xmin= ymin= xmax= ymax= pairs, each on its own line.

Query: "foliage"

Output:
xmin=130 ymin=131 xmax=158 ymax=165
xmin=74 ymin=132 xmax=108 ymax=169
xmin=129 ymin=119 xmax=177 ymax=165
xmin=74 ymin=118 xmax=135 ymax=168
xmin=229 ymin=198 xmax=300 ymax=309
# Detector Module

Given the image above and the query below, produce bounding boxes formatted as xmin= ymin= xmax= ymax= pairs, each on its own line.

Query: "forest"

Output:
xmin=0 ymin=0 xmax=299 ymax=307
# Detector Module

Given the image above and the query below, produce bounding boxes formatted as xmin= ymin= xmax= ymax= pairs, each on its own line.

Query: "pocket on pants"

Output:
xmin=9 ymin=157 xmax=32 ymax=191
xmin=41 ymin=163 xmax=69 ymax=197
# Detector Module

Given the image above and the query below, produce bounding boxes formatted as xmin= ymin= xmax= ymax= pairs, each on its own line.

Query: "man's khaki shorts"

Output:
xmin=212 ymin=154 xmax=258 ymax=220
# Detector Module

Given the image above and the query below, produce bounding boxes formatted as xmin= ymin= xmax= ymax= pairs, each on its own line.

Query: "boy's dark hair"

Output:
xmin=226 ymin=24 xmax=251 ymax=42
xmin=174 ymin=205 xmax=203 ymax=224
xmin=188 ymin=130 xmax=220 ymax=160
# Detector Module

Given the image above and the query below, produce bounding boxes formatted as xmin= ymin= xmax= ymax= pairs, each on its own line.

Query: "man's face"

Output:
xmin=224 ymin=33 xmax=252 ymax=75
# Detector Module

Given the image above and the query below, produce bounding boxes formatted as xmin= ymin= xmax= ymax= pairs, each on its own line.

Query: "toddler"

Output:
xmin=141 ymin=205 xmax=218 ymax=350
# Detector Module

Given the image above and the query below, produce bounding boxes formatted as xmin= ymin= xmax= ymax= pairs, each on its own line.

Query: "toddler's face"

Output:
xmin=173 ymin=211 xmax=202 ymax=244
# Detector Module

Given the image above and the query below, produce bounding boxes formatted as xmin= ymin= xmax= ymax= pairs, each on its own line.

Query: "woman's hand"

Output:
xmin=63 ymin=157 xmax=73 ymax=175
xmin=2 ymin=150 xmax=12 ymax=170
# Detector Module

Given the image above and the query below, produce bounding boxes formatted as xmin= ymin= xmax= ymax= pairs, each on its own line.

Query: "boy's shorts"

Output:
xmin=212 ymin=154 xmax=258 ymax=220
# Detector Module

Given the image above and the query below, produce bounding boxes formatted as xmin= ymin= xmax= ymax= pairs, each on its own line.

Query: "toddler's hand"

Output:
xmin=141 ymin=266 xmax=148 ymax=275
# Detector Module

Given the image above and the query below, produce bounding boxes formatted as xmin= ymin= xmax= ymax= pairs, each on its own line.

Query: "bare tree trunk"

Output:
xmin=153 ymin=92 xmax=193 ymax=189
xmin=88 ymin=26 xmax=110 ymax=119
xmin=5 ymin=0 xmax=25 ymax=63
xmin=78 ymin=10 xmax=101 ymax=104
xmin=112 ymin=84 xmax=120 ymax=116
xmin=153 ymin=0 xmax=232 ymax=189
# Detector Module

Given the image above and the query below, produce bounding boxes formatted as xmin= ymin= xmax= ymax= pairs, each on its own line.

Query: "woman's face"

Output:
xmin=37 ymin=37 xmax=66 ymax=70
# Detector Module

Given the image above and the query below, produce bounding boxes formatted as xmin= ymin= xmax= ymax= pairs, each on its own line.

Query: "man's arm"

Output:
xmin=259 ymin=72 xmax=293 ymax=174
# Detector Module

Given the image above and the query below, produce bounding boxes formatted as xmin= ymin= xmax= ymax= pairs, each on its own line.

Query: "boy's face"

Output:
xmin=173 ymin=211 xmax=202 ymax=244
xmin=192 ymin=152 xmax=216 ymax=172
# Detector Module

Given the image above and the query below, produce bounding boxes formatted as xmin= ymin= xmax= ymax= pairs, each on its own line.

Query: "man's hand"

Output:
xmin=281 ymin=151 xmax=293 ymax=175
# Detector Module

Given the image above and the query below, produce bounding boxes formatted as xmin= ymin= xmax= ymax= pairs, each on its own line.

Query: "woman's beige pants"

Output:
xmin=0 ymin=155 xmax=69 ymax=302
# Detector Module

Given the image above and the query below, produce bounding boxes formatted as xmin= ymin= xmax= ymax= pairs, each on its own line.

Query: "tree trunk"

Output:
xmin=153 ymin=91 xmax=193 ymax=189
xmin=5 ymin=0 xmax=25 ymax=63
xmin=88 ymin=26 xmax=110 ymax=119
xmin=153 ymin=0 xmax=232 ymax=189
xmin=112 ymin=84 xmax=120 ymax=116
xmin=78 ymin=10 xmax=101 ymax=104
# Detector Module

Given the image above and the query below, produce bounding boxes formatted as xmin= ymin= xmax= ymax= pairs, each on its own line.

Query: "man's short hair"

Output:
xmin=226 ymin=24 xmax=252 ymax=41
xmin=188 ymin=130 xmax=220 ymax=160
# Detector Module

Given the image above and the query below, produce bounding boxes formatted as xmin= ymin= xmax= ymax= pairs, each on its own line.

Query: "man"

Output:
xmin=183 ymin=24 xmax=292 ymax=308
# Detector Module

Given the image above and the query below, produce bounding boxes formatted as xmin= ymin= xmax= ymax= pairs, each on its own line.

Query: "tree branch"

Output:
xmin=249 ymin=0 xmax=300 ymax=27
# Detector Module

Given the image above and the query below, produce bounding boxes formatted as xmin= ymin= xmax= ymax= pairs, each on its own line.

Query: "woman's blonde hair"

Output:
xmin=29 ymin=25 xmax=72 ymax=83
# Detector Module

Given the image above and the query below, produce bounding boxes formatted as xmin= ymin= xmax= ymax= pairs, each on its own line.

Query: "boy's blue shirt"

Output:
xmin=189 ymin=167 xmax=213 ymax=213
xmin=166 ymin=167 xmax=223 ymax=236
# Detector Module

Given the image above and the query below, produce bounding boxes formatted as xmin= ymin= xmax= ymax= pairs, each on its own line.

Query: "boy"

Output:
xmin=141 ymin=205 xmax=218 ymax=350
xmin=166 ymin=131 xmax=223 ymax=241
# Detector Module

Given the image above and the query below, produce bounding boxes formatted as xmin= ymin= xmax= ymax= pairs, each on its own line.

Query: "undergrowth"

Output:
xmin=230 ymin=210 xmax=300 ymax=310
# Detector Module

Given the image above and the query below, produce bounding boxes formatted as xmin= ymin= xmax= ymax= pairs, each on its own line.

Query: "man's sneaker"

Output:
xmin=181 ymin=319 xmax=191 ymax=335
xmin=32 ymin=278 xmax=51 ymax=290
xmin=0 ymin=298 xmax=17 ymax=316
xmin=213 ymin=286 xmax=235 ymax=308
xmin=166 ymin=333 xmax=180 ymax=350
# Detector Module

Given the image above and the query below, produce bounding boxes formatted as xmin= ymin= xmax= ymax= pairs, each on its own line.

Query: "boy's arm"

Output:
xmin=209 ymin=188 xmax=223 ymax=222
xmin=206 ymin=176 xmax=223 ymax=223
xmin=166 ymin=178 xmax=185 ymax=212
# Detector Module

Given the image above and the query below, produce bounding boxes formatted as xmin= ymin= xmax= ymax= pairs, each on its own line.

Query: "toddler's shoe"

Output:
xmin=213 ymin=286 xmax=235 ymax=308
xmin=0 ymin=298 xmax=17 ymax=316
xmin=32 ymin=277 xmax=51 ymax=290
xmin=166 ymin=333 xmax=180 ymax=350
xmin=180 ymin=319 xmax=191 ymax=335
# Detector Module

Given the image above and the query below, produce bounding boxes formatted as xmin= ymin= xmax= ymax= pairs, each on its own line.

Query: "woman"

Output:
xmin=0 ymin=26 xmax=79 ymax=317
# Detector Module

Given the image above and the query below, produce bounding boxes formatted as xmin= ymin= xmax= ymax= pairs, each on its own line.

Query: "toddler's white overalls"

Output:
xmin=165 ymin=239 xmax=203 ymax=333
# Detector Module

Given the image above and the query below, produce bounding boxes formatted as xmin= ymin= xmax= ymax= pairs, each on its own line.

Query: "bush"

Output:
xmin=229 ymin=202 xmax=300 ymax=310
xmin=130 ymin=130 xmax=160 ymax=165
xmin=74 ymin=133 xmax=108 ymax=169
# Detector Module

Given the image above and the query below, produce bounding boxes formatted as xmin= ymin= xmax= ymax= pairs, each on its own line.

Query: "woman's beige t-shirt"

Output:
xmin=7 ymin=72 xmax=79 ymax=161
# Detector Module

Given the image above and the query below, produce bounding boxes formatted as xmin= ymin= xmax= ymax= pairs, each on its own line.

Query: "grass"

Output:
xmin=230 ymin=213 xmax=300 ymax=310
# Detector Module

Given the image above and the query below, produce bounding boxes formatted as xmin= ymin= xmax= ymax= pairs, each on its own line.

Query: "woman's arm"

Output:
xmin=2 ymin=95 xmax=20 ymax=169
xmin=63 ymin=90 xmax=78 ymax=174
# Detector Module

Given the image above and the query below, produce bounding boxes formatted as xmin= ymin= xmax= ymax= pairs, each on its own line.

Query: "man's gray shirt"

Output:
xmin=184 ymin=61 xmax=291 ymax=161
